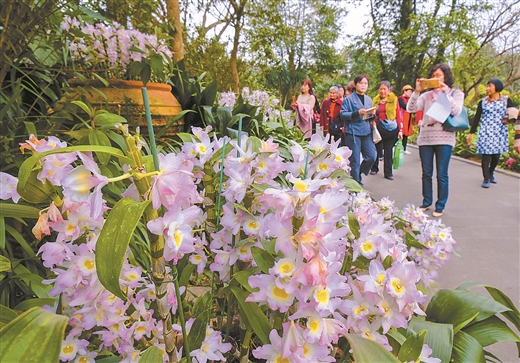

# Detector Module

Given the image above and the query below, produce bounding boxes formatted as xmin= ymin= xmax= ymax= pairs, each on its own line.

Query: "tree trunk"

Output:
xmin=166 ymin=0 xmax=185 ymax=63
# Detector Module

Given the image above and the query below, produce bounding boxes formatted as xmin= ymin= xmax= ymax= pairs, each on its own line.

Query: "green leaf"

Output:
xmin=178 ymin=263 xmax=196 ymax=289
xmin=408 ymin=316 xmax=453 ymax=363
xmin=453 ymin=312 xmax=479 ymax=334
xmin=387 ymin=327 xmax=406 ymax=345
xmin=452 ymin=330 xmax=486 ymax=363
xmin=0 ymin=255 xmax=11 ymax=272
xmin=14 ymin=298 xmax=57 ymax=311
xmin=251 ymin=246 xmax=275 ymax=274
xmin=71 ymin=100 xmax=92 ymax=118
xmin=155 ymin=110 xmax=195 ymax=139
xmin=0 ymin=304 xmax=18 ymax=324
xmin=129 ymin=61 xmax=145 ymax=79
xmin=16 ymin=169 xmax=55 ymax=204
xmin=188 ymin=291 xmax=212 ymax=350
xmin=96 ymin=198 xmax=151 ymax=300
xmin=484 ymin=286 xmax=520 ymax=332
xmin=89 ymin=130 xmax=112 ymax=165
xmin=0 ymin=307 xmax=68 ymax=363
xmin=348 ymin=212 xmax=360 ymax=239
xmin=24 ymin=121 xmax=37 ymax=137
xmin=6 ymin=225 xmax=36 ymax=258
xmin=228 ymin=285 xmax=271 ymax=345
xmin=0 ymin=217 xmax=4 ymax=249
xmin=404 ymin=231 xmax=425 ymax=249
xmin=426 ymin=289 xmax=511 ymax=327
xmin=345 ymin=333 xmax=400 ymax=362
xmin=464 ymin=315 xmax=520 ymax=347
xmin=140 ymin=64 xmax=151 ymax=86
xmin=93 ymin=112 xmax=128 ymax=127
xmin=232 ymin=268 xmax=258 ymax=292
xmin=139 ymin=346 xmax=164 ymax=363
xmin=343 ymin=177 xmax=363 ymax=192
xmin=0 ymin=203 xmax=40 ymax=219
xmin=398 ymin=330 xmax=426 ymax=362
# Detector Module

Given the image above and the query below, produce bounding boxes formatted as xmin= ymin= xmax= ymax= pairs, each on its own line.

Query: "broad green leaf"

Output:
xmin=426 ymin=289 xmax=510 ymax=327
xmin=6 ymin=225 xmax=36 ymax=258
xmin=24 ymin=121 xmax=37 ymax=137
xmin=16 ymin=169 xmax=55 ymax=204
xmin=452 ymin=330 xmax=486 ymax=363
xmin=155 ymin=110 xmax=195 ymax=139
xmin=408 ymin=316 xmax=453 ymax=363
xmin=176 ymin=132 xmax=196 ymax=143
xmin=96 ymin=198 xmax=151 ymax=300
xmin=251 ymin=184 xmax=274 ymax=193
xmin=93 ymin=112 xmax=128 ymax=127
xmin=251 ymin=246 xmax=275 ymax=274
xmin=232 ymin=268 xmax=258 ymax=292
xmin=453 ymin=312 xmax=479 ymax=334
xmin=14 ymin=298 xmax=57 ymax=311
xmin=348 ymin=212 xmax=360 ymax=239
xmin=0 ymin=255 xmax=11 ymax=272
xmin=343 ymin=177 xmax=363 ymax=192
xmin=397 ymin=330 xmax=426 ymax=362
xmin=228 ymin=285 xmax=271 ymax=345
xmin=139 ymin=346 xmax=164 ymax=363
xmin=17 ymin=146 xmax=133 ymax=193
xmin=89 ymin=130 xmax=112 ymax=165
xmin=0 ymin=304 xmax=18 ymax=324
xmin=404 ymin=231 xmax=425 ymax=249
xmin=188 ymin=291 xmax=212 ymax=351
xmin=178 ymin=263 xmax=196 ymax=289
xmin=485 ymin=286 xmax=520 ymax=332
xmin=0 ymin=217 xmax=4 ymax=249
xmin=234 ymin=203 xmax=255 ymax=217
xmin=464 ymin=315 xmax=520 ymax=347
xmin=345 ymin=333 xmax=399 ymax=362
xmin=71 ymin=100 xmax=92 ymax=118
xmin=0 ymin=203 xmax=40 ymax=219
xmin=209 ymin=141 xmax=234 ymax=165
xmin=0 ymin=307 xmax=68 ymax=363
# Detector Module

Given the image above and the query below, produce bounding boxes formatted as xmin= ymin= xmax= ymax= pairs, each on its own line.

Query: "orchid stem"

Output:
xmin=141 ymin=87 xmax=160 ymax=171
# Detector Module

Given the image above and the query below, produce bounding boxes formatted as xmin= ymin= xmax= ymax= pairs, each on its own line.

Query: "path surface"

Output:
xmin=364 ymin=145 xmax=520 ymax=363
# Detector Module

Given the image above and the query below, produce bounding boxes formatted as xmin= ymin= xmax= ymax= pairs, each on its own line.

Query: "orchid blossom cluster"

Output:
xmin=60 ymin=16 xmax=172 ymax=80
xmin=0 ymin=129 xmax=455 ymax=362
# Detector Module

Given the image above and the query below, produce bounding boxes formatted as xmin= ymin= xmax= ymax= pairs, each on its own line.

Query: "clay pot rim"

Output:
xmin=67 ymin=78 xmax=172 ymax=91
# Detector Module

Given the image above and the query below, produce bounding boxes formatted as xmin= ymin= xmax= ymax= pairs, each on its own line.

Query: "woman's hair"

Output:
xmin=487 ymin=78 xmax=504 ymax=92
xmin=346 ymin=81 xmax=355 ymax=94
xmin=379 ymin=80 xmax=391 ymax=89
xmin=302 ymin=79 xmax=314 ymax=95
xmin=335 ymin=84 xmax=346 ymax=93
xmin=354 ymin=74 xmax=370 ymax=85
xmin=428 ymin=63 xmax=454 ymax=88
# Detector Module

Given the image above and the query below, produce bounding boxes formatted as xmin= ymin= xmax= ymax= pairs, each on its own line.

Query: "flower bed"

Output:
xmin=2 ymin=128 xmax=458 ymax=363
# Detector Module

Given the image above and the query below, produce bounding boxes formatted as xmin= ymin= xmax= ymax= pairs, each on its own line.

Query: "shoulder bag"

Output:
xmin=443 ymin=90 xmax=469 ymax=132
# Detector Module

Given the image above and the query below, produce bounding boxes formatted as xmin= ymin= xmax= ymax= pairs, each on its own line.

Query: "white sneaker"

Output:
xmin=404 ymin=150 xmax=411 ymax=155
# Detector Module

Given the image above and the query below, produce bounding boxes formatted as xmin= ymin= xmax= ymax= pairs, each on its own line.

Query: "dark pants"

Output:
xmin=402 ymin=135 xmax=408 ymax=151
xmin=344 ymin=133 xmax=377 ymax=184
xmin=371 ymin=124 xmax=399 ymax=178
xmin=481 ymin=154 xmax=500 ymax=180
xmin=419 ymin=145 xmax=453 ymax=212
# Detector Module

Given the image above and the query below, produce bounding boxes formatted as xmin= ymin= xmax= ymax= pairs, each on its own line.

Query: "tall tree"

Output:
xmin=166 ymin=0 xmax=185 ymax=63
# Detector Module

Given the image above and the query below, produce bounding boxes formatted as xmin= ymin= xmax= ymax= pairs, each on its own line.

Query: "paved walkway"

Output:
xmin=364 ymin=145 xmax=520 ymax=362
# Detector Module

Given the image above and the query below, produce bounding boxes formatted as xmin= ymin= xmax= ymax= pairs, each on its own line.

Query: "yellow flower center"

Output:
xmin=294 ymin=180 xmax=307 ymax=192
xmin=319 ymin=207 xmax=326 ymax=214
xmin=318 ymin=162 xmax=328 ymax=171
xmin=354 ymin=304 xmax=366 ymax=315
xmin=362 ymin=241 xmax=373 ymax=253
xmin=392 ymin=279 xmax=404 ymax=294
xmin=258 ymin=161 xmax=265 ymax=169
xmin=376 ymin=273 xmax=385 ymax=285
xmin=247 ymin=221 xmax=258 ymax=230
xmin=78 ymin=357 xmax=88 ymax=363
xmin=272 ymin=286 xmax=289 ymax=300
xmin=62 ymin=344 xmax=75 ymax=355
xmin=174 ymin=230 xmax=183 ymax=247
xmin=316 ymin=288 xmax=329 ymax=304
xmin=308 ymin=319 xmax=320 ymax=333
xmin=83 ymin=259 xmax=95 ymax=270
xmin=279 ymin=261 xmax=293 ymax=274
xmin=197 ymin=144 xmax=207 ymax=153
xmin=239 ymin=246 xmax=249 ymax=255
xmin=192 ymin=255 xmax=202 ymax=262
xmin=275 ymin=355 xmax=290 ymax=363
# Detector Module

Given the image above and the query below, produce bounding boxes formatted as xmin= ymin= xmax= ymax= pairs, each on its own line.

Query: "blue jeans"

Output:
xmin=344 ymin=133 xmax=376 ymax=183
xmin=419 ymin=145 xmax=453 ymax=212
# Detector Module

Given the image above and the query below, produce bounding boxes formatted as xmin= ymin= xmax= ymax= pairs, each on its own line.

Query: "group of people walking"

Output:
xmin=292 ymin=63 xmax=519 ymax=217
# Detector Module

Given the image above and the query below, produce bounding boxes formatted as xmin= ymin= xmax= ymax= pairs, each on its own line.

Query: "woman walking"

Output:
xmin=370 ymin=81 xmax=401 ymax=180
xmin=398 ymin=85 xmax=415 ymax=154
xmin=340 ymin=74 xmax=377 ymax=185
xmin=466 ymin=78 xmax=516 ymax=188
xmin=407 ymin=63 xmax=465 ymax=217
xmin=291 ymin=79 xmax=316 ymax=139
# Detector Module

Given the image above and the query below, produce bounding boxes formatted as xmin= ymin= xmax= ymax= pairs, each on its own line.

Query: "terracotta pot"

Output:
xmin=66 ymin=79 xmax=183 ymax=137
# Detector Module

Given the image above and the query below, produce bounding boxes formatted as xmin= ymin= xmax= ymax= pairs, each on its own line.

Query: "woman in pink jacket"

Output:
xmin=407 ymin=63 xmax=464 ymax=217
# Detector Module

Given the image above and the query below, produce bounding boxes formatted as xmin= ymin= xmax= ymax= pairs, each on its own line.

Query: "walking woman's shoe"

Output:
xmin=490 ymin=175 xmax=497 ymax=184
xmin=482 ymin=179 xmax=490 ymax=188
xmin=419 ymin=205 xmax=430 ymax=212
xmin=432 ymin=210 xmax=443 ymax=217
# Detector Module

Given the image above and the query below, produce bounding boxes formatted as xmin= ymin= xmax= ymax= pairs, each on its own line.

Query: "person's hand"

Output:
xmin=358 ymin=108 xmax=367 ymax=117
xmin=291 ymin=102 xmax=297 ymax=110
xmin=514 ymin=138 xmax=520 ymax=154
xmin=398 ymin=130 xmax=403 ymax=139
xmin=466 ymin=133 xmax=473 ymax=147
xmin=439 ymin=81 xmax=450 ymax=93
xmin=415 ymin=78 xmax=425 ymax=94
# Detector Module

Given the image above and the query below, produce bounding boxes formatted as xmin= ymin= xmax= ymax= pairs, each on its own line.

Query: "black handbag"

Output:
xmin=329 ymin=119 xmax=343 ymax=135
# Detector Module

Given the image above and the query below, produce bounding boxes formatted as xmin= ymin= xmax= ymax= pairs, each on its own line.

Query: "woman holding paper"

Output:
xmin=340 ymin=74 xmax=377 ymax=185
xmin=406 ymin=63 xmax=464 ymax=217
